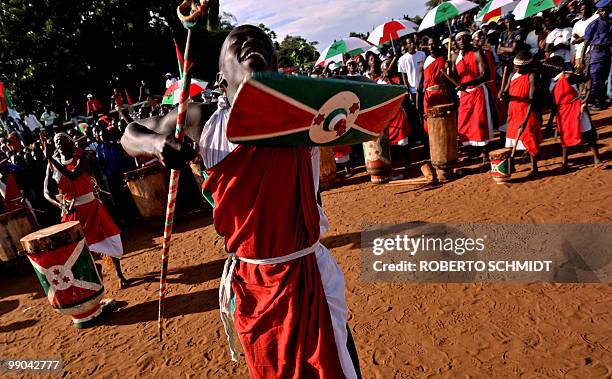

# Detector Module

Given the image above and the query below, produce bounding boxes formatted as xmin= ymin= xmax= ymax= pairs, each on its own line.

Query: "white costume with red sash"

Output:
xmin=51 ymin=148 xmax=123 ymax=257
xmin=200 ymin=98 xmax=357 ymax=378
xmin=456 ymin=51 xmax=494 ymax=146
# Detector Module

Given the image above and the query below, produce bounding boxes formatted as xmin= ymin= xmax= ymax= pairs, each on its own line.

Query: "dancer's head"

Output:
xmin=218 ymin=25 xmax=278 ymax=103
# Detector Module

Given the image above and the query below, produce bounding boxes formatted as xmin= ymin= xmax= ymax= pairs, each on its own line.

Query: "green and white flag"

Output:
xmin=315 ymin=38 xmax=374 ymax=67
xmin=512 ymin=0 xmax=555 ymax=20
xmin=418 ymin=0 xmax=479 ymax=31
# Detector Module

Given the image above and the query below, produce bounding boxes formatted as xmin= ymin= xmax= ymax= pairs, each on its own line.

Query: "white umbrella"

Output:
xmin=419 ymin=0 xmax=480 ymax=31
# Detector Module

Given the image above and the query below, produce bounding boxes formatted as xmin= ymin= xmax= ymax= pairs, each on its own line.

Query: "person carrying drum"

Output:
xmin=499 ymin=50 xmax=542 ymax=177
xmin=121 ymin=25 xmax=361 ymax=378
xmin=43 ymin=133 xmax=129 ymax=289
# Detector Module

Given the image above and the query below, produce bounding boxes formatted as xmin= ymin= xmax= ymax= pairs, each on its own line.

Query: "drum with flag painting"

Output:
xmin=319 ymin=146 xmax=337 ymax=190
xmin=489 ymin=148 xmax=512 ymax=184
xmin=363 ymin=127 xmax=391 ymax=184
xmin=124 ymin=163 xmax=169 ymax=219
xmin=21 ymin=222 xmax=107 ymax=328
xmin=426 ymin=103 xmax=458 ymax=177
xmin=0 ymin=207 xmax=37 ymax=262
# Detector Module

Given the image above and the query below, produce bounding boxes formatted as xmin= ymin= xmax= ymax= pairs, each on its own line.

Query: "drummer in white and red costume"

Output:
xmin=453 ymin=31 xmax=495 ymax=161
xmin=500 ymin=51 xmax=542 ymax=176
xmin=43 ymin=133 xmax=128 ymax=288
xmin=545 ymin=56 xmax=603 ymax=168
xmin=121 ymin=25 xmax=361 ymax=378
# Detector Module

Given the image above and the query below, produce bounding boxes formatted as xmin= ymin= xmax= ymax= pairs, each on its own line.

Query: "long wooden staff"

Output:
xmin=499 ymin=66 xmax=509 ymax=98
xmin=158 ymin=0 xmax=204 ymax=342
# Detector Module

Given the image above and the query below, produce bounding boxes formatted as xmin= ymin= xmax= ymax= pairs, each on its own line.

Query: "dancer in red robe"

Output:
xmin=500 ymin=51 xmax=542 ymax=177
xmin=44 ymin=133 xmax=128 ymax=288
xmin=473 ymin=30 xmax=507 ymax=130
xmin=453 ymin=31 xmax=495 ymax=162
xmin=121 ymin=25 xmax=361 ymax=378
xmin=420 ymin=36 xmax=451 ymax=134
xmin=545 ymin=56 xmax=602 ymax=168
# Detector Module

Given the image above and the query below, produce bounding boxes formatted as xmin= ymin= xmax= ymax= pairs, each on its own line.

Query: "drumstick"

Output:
xmin=500 ymin=66 xmax=509 ymax=97
xmin=441 ymin=71 xmax=466 ymax=93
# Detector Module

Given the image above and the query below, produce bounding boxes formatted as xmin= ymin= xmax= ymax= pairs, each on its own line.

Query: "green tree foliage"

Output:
xmin=257 ymin=24 xmax=280 ymax=50
xmin=349 ymin=31 xmax=369 ymax=40
xmin=0 ymin=0 xmax=227 ymax=114
xmin=277 ymin=36 xmax=319 ymax=70
xmin=426 ymin=0 xmax=444 ymax=9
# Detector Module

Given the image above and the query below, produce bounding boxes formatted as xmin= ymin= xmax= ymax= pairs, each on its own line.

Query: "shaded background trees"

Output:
xmin=0 ymin=0 xmax=228 ymax=114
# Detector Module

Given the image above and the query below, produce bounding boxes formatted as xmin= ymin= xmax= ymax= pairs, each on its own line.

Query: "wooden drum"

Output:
xmin=0 ymin=208 xmax=37 ymax=262
xmin=21 ymin=222 xmax=107 ymax=328
xmin=124 ymin=163 xmax=169 ymax=220
xmin=319 ymin=146 xmax=337 ymax=191
xmin=363 ymin=127 xmax=391 ymax=184
xmin=426 ymin=103 xmax=458 ymax=169
xmin=489 ymin=148 xmax=512 ymax=184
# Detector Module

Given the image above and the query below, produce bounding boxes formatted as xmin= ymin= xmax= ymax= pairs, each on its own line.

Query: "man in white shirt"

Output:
xmin=398 ymin=38 xmax=426 ymax=103
xmin=24 ymin=112 xmax=43 ymax=131
xmin=165 ymin=73 xmax=177 ymax=89
xmin=571 ymin=2 xmax=598 ymax=72
xmin=546 ymin=16 xmax=573 ymax=70
xmin=398 ymin=37 xmax=426 ymax=142
xmin=40 ymin=106 xmax=58 ymax=129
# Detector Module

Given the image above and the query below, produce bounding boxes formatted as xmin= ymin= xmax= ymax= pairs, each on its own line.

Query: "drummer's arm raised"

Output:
xmin=45 ymin=154 xmax=89 ymax=182
xmin=121 ymin=103 xmax=209 ymax=169
xmin=43 ymin=166 xmax=62 ymax=210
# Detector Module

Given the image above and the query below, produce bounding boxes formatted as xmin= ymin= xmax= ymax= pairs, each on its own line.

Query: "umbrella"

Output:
xmin=162 ymin=78 xmax=208 ymax=105
xmin=367 ymin=20 xmax=419 ymax=46
xmin=512 ymin=0 xmax=555 ymax=20
xmin=476 ymin=0 xmax=517 ymax=22
xmin=418 ymin=0 xmax=479 ymax=31
xmin=315 ymin=37 xmax=374 ymax=67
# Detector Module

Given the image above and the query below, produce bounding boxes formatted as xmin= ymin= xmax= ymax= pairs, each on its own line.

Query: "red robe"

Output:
xmin=55 ymin=149 xmax=121 ymax=254
xmin=483 ymin=49 xmax=507 ymax=128
xmin=203 ymin=145 xmax=345 ymax=378
xmin=456 ymin=51 xmax=493 ymax=145
xmin=423 ymin=56 xmax=450 ymax=133
xmin=2 ymin=172 xmax=23 ymax=212
xmin=506 ymin=74 xmax=542 ymax=156
xmin=551 ymin=73 xmax=591 ymax=147
xmin=383 ymin=76 xmax=411 ymax=145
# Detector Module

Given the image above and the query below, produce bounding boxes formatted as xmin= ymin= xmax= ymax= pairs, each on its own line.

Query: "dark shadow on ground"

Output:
xmin=0 ymin=319 xmax=39 ymax=333
xmin=127 ymin=258 xmax=225 ymax=288
xmin=103 ymin=288 xmax=218 ymax=326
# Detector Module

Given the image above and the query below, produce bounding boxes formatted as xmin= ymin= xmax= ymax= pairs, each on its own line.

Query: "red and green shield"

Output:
xmin=226 ymin=72 xmax=406 ymax=146
xmin=27 ymin=239 xmax=104 ymax=313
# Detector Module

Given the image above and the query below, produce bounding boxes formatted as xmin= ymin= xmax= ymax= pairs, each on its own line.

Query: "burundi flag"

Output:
xmin=27 ymin=239 xmax=104 ymax=312
xmin=0 ymin=81 xmax=13 ymax=115
xmin=162 ymin=78 xmax=208 ymax=105
xmin=226 ymin=72 xmax=406 ymax=146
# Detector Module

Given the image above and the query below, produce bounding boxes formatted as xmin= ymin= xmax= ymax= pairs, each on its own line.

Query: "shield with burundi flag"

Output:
xmin=226 ymin=72 xmax=406 ymax=146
